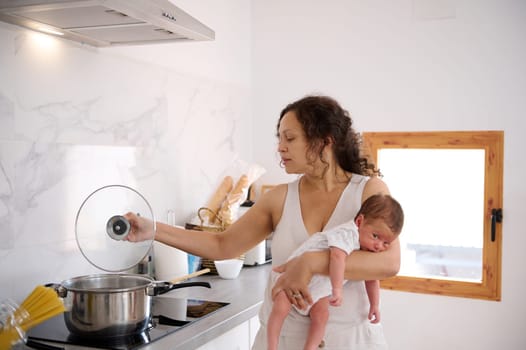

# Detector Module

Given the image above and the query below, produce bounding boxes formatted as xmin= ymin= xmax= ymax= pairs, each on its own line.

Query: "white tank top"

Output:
xmin=258 ymin=174 xmax=374 ymax=334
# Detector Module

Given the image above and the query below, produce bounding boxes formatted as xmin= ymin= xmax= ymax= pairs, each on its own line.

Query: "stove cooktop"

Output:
xmin=26 ymin=298 xmax=229 ymax=350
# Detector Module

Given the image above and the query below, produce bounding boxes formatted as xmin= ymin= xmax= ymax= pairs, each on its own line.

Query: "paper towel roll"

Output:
xmin=153 ymin=241 xmax=188 ymax=281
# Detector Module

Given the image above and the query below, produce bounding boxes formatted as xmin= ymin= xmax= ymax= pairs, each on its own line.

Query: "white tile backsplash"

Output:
xmin=0 ymin=26 xmax=251 ymax=302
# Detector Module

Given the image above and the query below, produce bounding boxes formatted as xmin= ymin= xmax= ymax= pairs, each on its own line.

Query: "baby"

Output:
xmin=267 ymin=193 xmax=404 ymax=350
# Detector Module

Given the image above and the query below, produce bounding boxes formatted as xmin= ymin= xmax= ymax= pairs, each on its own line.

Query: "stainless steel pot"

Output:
xmin=48 ymin=273 xmax=210 ymax=337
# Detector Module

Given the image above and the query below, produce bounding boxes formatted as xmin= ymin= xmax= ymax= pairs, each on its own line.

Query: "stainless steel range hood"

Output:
xmin=0 ymin=0 xmax=214 ymax=46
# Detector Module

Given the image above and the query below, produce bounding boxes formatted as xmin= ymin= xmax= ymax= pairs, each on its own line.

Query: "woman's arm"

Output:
xmin=308 ymin=238 xmax=401 ymax=280
xmin=133 ymin=204 xmax=270 ymax=260
xmin=272 ymin=240 xmax=400 ymax=308
xmin=126 ymin=184 xmax=286 ymax=261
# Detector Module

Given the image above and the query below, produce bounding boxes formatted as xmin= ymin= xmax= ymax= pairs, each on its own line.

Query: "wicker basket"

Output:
xmin=185 ymin=207 xmax=244 ymax=274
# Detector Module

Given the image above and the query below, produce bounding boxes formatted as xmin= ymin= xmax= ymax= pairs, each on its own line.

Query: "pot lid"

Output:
xmin=75 ymin=184 xmax=156 ymax=272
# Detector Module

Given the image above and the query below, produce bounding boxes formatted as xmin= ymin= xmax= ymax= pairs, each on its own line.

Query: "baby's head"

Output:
xmin=354 ymin=194 xmax=404 ymax=253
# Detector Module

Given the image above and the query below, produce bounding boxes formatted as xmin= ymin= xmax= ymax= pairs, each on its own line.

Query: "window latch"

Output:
xmin=491 ymin=208 xmax=502 ymax=242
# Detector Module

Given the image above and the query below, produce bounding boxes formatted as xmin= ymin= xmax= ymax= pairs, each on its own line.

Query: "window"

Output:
xmin=362 ymin=131 xmax=503 ymax=301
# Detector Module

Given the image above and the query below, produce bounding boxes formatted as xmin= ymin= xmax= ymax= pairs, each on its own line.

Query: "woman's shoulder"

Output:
xmin=256 ymin=182 xmax=289 ymax=210
xmin=261 ymin=182 xmax=289 ymax=196
xmin=259 ymin=177 xmax=300 ymax=198
xmin=362 ymin=176 xmax=390 ymax=201
xmin=255 ymin=182 xmax=292 ymax=231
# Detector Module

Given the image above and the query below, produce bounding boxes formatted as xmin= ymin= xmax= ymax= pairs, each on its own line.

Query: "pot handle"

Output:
xmin=45 ymin=283 xmax=68 ymax=298
xmin=150 ymin=281 xmax=211 ymax=296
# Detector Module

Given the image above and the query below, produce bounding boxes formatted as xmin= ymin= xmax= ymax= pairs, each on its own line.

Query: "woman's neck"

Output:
xmin=301 ymin=167 xmax=351 ymax=192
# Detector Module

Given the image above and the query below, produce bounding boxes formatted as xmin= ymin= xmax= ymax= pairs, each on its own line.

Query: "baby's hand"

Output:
xmin=368 ymin=305 xmax=381 ymax=324
xmin=329 ymin=288 xmax=343 ymax=306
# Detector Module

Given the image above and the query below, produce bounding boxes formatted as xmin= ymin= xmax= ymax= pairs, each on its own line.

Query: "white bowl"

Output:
xmin=214 ymin=259 xmax=243 ymax=279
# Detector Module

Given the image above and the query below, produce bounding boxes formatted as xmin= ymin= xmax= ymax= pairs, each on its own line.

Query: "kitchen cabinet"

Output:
xmin=196 ymin=315 xmax=259 ymax=350
xmin=248 ymin=315 xmax=260 ymax=346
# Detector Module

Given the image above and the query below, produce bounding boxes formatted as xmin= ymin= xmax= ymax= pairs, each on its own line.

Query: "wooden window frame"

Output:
xmin=362 ymin=131 xmax=503 ymax=301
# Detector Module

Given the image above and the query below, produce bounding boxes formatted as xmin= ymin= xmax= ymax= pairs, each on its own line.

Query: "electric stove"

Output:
xmin=26 ymin=297 xmax=229 ymax=350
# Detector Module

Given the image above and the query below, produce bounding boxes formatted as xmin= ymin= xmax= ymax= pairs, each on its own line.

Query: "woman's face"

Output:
xmin=277 ymin=111 xmax=310 ymax=174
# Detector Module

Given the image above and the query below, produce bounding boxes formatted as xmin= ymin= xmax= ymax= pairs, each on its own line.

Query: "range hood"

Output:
xmin=0 ymin=0 xmax=214 ymax=46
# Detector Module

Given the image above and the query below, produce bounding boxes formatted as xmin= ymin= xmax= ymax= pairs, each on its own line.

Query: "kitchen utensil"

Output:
xmin=0 ymin=286 xmax=65 ymax=349
xmin=75 ymin=184 xmax=156 ymax=272
xmin=169 ymin=268 xmax=210 ymax=284
xmin=49 ymin=274 xmax=210 ymax=338
xmin=47 ymin=184 xmax=211 ymax=338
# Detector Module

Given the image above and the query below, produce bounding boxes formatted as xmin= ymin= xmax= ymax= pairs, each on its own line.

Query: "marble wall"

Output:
xmin=0 ymin=27 xmax=251 ymax=302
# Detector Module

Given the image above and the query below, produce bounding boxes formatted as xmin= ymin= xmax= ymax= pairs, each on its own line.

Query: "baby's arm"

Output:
xmin=329 ymin=246 xmax=347 ymax=306
xmin=365 ymin=279 xmax=381 ymax=323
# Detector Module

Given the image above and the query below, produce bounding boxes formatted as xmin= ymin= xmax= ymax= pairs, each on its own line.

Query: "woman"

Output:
xmin=126 ymin=95 xmax=400 ymax=349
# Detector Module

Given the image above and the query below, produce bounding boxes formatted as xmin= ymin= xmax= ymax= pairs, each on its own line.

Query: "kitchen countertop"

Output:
xmin=17 ymin=263 xmax=271 ymax=350
xmin=148 ymin=263 xmax=270 ymax=350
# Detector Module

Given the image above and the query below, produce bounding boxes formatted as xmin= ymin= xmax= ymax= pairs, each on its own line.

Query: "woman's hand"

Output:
xmin=124 ymin=212 xmax=155 ymax=242
xmin=272 ymin=254 xmax=315 ymax=310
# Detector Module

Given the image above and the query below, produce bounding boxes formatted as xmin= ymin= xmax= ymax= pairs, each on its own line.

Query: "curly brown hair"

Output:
xmin=277 ymin=95 xmax=379 ymax=176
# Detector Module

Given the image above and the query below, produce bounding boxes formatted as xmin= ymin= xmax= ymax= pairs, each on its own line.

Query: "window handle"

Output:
xmin=491 ymin=208 xmax=502 ymax=242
